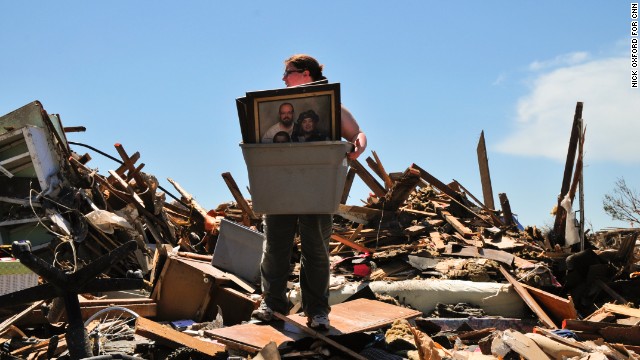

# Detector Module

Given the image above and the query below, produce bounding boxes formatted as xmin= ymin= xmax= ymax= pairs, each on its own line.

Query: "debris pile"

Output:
xmin=1 ymin=101 xmax=639 ymax=359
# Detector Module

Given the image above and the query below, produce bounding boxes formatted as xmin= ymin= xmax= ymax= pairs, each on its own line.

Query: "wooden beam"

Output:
xmin=376 ymin=166 xmax=421 ymax=211
xmin=499 ymin=266 xmax=556 ymax=329
xmin=552 ymin=102 xmax=583 ymax=246
xmin=349 ymin=159 xmax=386 ymax=198
xmin=135 ymin=317 xmax=225 ymax=356
xmin=601 ymin=303 xmax=640 ymax=318
xmin=411 ymin=163 xmax=460 ymax=200
xmin=498 ymin=193 xmax=515 ymax=228
xmin=453 ymin=179 xmax=503 ymax=227
xmin=221 ymin=172 xmax=258 ymax=220
xmin=0 ymin=301 xmax=44 ymax=334
xmin=167 ymin=178 xmax=209 ymax=220
xmin=114 ymin=143 xmax=147 ymax=191
xmin=521 ymin=283 xmax=578 ymax=324
xmin=340 ymin=168 xmax=357 ymax=204
xmin=476 ymin=130 xmax=496 ymax=210
xmin=272 ymin=312 xmax=368 ymax=360
xmin=440 ymin=210 xmax=475 ymax=238
xmin=330 ymin=234 xmax=375 ymax=254
xmin=365 ymin=157 xmax=385 ymax=184
xmin=594 ymin=279 xmax=629 ymax=305
xmin=372 ymin=151 xmax=394 ymax=190
xmin=336 ymin=204 xmax=382 ymax=224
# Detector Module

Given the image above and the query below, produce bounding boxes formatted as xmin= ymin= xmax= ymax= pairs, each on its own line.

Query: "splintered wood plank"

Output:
xmin=205 ymin=323 xmax=300 ymax=352
xmin=336 ymin=204 xmax=382 ymax=224
xmin=552 ymin=102 xmax=583 ymax=246
xmin=499 ymin=266 xmax=556 ymax=329
xmin=206 ymin=299 xmax=421 ymax=353
xmin=340 ymin=168 xmax=357 ymax=204
xmin=378 ymin=166 xmax=421 ymax=211
xmin=371 ymin=151 xmax=394 ymax=190
xmin=441 ymin=211 xmax=475 ymax=238
xmin=602 ymin=303 xmax=640 ymax=318
xmin=330 ymin=234 xmax=374 ymax=254
xmin=429 ymin=231 xmax=445 ymax=251
xmin=521 ymin=283 xmax=578 ymax=324
xmin=476 ymin=131 xmax=496 ymax=210
xmin=287 ymin=298 xmax=421 ymax=336
xmin=412 ymin=163 xmax=460 ymax=200
xmin=599 ymin=326 xmax=640 ymax=346
xmin=135 ymin=317 xmax=225 ymax=356
xmin=349 ymin=159 xmax=386 ymax=198
xmin=221 ymin=172 xmax=258 ymax=220
xmin=444 ymin=245 xmax=515 ymax=266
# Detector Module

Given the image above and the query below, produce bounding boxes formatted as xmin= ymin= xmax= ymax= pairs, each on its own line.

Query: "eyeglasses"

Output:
xmin=283 ymin=69 xmax=305 ymax=77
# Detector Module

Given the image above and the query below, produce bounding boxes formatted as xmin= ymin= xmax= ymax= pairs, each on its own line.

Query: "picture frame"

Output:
xmin=243 ymin=82 xmax=341 ymax=144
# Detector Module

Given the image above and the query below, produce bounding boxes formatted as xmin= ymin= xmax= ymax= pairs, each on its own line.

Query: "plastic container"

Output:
xmin=240 ymin=141 xmax=352 ymax=214
xmin=211 ymin=218 xmax=265 ymax=284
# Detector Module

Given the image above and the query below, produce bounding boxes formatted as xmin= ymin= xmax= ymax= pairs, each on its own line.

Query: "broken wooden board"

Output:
xmin=330 ymin=234 xmax=374 ymax=254
xmin=336 ymin=204 xmax=382 ymax=224
xmin=499 ymin=266 xmax=556 ymax=329
xmin=521 ymin=283 xmax=577 ymax=326
xmin=151 ymin=255 xmax=232 ymax=321
xmin=286 ymin=298 xmax=421 ymax=336
xmin=376 ymin=166 xmax=421 ymax=211
xmin=135 ymin=316 xmax=225 ymax=357
xmin=444 ymin=244 xmax=514 ymax=267
xmin=601 ymin=303 xmax=640 ymax=318
xmin=496 ymin=329 xmax=551 ymax=360
xmin=205 ymin=323 xmax=301 ymax=353
xmin=206 ymin=298 xmax=422 ymax=352
xmin=476 ymin=131 xmax=495 ymax=211
xmin=440 ymin=210 xmax=475 ymax=238
xmin=349 ymin=159 xmax=386 ymax=198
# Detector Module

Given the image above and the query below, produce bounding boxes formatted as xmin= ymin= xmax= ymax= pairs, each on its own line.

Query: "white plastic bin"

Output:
xmin=240 ymin=141 xmax=352 ymax=214
xmin=211 ymin=219 xmax=265 ymax=284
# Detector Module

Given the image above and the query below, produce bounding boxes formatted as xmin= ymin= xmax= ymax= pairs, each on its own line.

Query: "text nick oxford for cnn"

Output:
xmin=631 ymin=3 xmax=638 ymax=87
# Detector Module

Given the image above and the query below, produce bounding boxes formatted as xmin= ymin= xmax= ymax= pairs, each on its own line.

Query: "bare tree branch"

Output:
xmin=603 ymin=177 xmax=640 ymax=225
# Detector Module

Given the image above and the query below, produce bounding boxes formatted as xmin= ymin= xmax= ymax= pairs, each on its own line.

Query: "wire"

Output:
xmin=68 ymin=141 xmax=188 ymax=207
xmin=29 ymin=186 xmax=78 ymax=271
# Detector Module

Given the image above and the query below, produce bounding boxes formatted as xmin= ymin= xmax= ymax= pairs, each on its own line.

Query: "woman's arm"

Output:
xmin=341 ymin=105 xmax=367 ymax=160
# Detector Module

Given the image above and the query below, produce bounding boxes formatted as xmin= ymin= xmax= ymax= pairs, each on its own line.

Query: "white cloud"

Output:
xmin=528 ymin=52 xmax=590 ymax=71
xmin=492 ymin=73 xmax=506 ymax=86
xmin=496 ymin=57 xmax=640 ymax=164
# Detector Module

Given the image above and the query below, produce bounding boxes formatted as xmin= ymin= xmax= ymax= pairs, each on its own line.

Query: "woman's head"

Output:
xmin=297 ymin=110 xmax=319 ymax=134
xmin=283 ymin=54 xmax=326 ymax=87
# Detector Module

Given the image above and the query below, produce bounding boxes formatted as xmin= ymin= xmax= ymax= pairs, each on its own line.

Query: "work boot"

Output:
xmin=307 ymin=314 xmax=330 ymax=331
xmin=251 ymin=301 xmax=274 ymax=322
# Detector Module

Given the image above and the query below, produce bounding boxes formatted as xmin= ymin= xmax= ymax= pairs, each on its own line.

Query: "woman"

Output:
xmin=253 ymin=54 xmax=368 ymax=331
xmin=292 ymin=109 xmax=328 ymax=142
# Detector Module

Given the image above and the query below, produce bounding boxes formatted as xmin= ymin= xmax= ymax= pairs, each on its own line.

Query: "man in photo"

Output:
xmin=261 ymin=102 xmax=295 ymax=143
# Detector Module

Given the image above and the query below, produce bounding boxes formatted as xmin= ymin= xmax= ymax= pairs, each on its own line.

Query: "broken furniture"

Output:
xmin=0 ymin=240 xmax=143 ymax=359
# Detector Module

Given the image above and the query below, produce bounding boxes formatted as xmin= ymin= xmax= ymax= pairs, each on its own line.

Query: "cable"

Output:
xmin=68 ymin=141 xmax=188 ymax=207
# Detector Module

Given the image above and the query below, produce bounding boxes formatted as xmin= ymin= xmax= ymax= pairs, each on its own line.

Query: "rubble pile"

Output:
xmin=1 ymin=101 xmax=640 ymax=359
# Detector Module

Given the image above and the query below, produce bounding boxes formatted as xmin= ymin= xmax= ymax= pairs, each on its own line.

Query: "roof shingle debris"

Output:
xmin=1 ymin=101 xmax=639 ymax=359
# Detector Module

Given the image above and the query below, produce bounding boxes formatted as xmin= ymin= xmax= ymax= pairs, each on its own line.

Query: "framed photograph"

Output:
xmin=244 ymin=83 xmax=341 ymax=144
xmin=235 ymin=96 xmax=250 ymax=143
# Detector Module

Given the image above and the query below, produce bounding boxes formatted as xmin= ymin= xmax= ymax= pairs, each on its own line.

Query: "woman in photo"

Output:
xmin=292 ymin=109 xmax=328 ymax=142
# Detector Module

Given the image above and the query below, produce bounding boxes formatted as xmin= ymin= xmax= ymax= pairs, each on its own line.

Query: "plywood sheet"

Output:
xmin=287 ymin=298 xmax=421 ymax=336
xmin=206 ymin=298 xmax=422 ymax=349
xmin=205 ymin=323 xmax=300 ymax=352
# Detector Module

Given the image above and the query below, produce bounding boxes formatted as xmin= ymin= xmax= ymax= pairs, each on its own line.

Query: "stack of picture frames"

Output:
xmin=236 ymin=81 xmax=342 ymax=143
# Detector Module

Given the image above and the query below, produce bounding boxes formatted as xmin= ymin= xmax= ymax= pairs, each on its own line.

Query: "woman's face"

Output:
xmin=283 ymin=64 xmax=311 ymax=87
xmin=301 ymin=117 xmax=315 ymax=133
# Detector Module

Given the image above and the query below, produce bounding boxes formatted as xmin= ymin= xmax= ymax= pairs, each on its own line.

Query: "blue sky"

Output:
xmin=1 ymin=1 xmax=638 ymax=231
